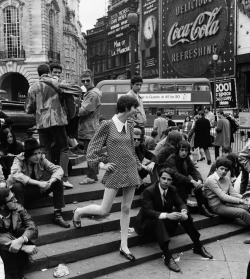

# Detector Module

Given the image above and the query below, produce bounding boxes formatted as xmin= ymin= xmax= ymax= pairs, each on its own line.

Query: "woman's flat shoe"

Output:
xmin=72 ymin=208 xmax=81 ymax=229
xmin=119 ymin=247 xmax=135 ymax=261
xmin=198 ymin=157 xmax=205 ymax=161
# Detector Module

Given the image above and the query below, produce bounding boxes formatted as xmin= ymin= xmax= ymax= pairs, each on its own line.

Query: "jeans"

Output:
xmin=11 ymin=180 xmax=65 ymax=209
xmin=240 ymin=164 xmax=250 ymax=195
xmin=38 ymin=126 xmax=69 ymax=178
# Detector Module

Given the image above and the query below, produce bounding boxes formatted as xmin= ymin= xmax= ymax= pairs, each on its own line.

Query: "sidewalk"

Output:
xmin=97 ymin=232 xmax=250 ymax=279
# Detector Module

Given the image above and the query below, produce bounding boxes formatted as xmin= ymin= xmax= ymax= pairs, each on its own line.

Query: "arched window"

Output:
xmin=3 ymin=6 xmax=20 ymax=58
xmin=49 ymin=9 xmax=55 ymax=51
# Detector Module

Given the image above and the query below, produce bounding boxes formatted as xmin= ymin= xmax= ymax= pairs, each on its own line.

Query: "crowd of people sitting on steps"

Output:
xmin=0 ymin=67 xmax=249 ymax=278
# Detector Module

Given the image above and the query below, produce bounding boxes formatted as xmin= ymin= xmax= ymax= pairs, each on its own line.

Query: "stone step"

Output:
xmin=27 ymin=213 xmax=223 ymax=272
xmin=29 ymin=196 xmax=141 ymax=226
xmin=26 ymin=221 xmax=248 ymax=279
xmin=69 ymin=154 xmax=87 ymax=167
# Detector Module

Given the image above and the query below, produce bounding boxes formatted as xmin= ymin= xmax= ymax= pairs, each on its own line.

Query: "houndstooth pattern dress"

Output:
xmin=87 ymin=119 xmax=141 ymax=189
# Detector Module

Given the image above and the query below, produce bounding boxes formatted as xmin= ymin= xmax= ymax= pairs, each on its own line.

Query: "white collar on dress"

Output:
xmin=112 ymin=114 xmax=128 ymax=133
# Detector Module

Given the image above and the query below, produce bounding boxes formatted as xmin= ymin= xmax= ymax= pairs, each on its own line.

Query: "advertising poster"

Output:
xmin=161 ymin=0 xmax=235 ymax=79
xmin=141 ymin=0 xmax=159 ymax=78
xmin=210 ymin=78 xmax=237 ymax=109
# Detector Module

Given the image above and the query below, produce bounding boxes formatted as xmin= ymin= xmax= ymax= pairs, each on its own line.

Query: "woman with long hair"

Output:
xmin=72 ymin=95 xmax=141 ymax=261
xmin=0 ymin=128 xmax=23 ymax=156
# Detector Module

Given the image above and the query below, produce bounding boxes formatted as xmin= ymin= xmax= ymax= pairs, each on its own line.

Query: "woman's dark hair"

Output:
xmin=184 ymin=116 xmax=191 ymax=122
xmin=215 ymin=158 xmax=232 ymax=170
xmin=0 ymin=128 xmax=18 ymax=154
xmin=159 ymin=167 xmax=175 ymax=178
xmin=117 ymin=95 xmax=139 ymax=113
xmin=176 ymin=140 xmax=191 ymax=156
xmin=131 ymin=75 xmax=143 ymax=85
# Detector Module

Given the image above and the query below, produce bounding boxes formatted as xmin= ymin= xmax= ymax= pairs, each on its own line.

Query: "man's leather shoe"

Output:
xmin=164 ymin=258 xmax=181 ymax=272
xmin=193 ymin=246 xmax=213 ymax=259
xmin=53 ymin=211 xmax=70 ymax=228
xmin=244 ymin=238 xmax=250 ymax=244
xmin=199 ymin=205 xmax=215 ymax=218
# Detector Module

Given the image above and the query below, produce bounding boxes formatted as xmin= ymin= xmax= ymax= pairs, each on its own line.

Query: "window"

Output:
xmin=3 ymin=6 xmax=21 ymax=58
xmin=194 ymin=83 xmax=210 ymax=91
xmin=49 ymin=10 xmax=55 ymax=51
xmin=116 ymin=84 xmax=130 ymax=92
xmin=160 ymin=84 xmax=175 ymax=91
xmin=176 ymin=84 xmax=193 ymax=91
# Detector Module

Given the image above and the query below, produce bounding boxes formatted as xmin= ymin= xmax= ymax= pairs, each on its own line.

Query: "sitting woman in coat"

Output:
xmin=0 ymin=188 xmax=38 ymax=279
xmin=165 ymin=140 xmax=214 ymax=218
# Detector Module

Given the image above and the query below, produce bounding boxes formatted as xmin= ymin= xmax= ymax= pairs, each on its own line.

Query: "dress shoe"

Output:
xmin=207 ymin=160 xmax=212 ymax=165
xmin=198 ymin=157 xmax=205 ymax=162
xmin=193 ymin=246 xmax=213 ymax=259
xmin=244 ymin=238 xmax=250 ymax=244
xmin=119 ymin=247 xmax=135 ymax=261
xmin=164 ymin=258 xmax=181 ymax=272
xmin=199 ymin=205 xmax=216 ymax=218
xmin=53 ymin=211 xmax=70 ymax=228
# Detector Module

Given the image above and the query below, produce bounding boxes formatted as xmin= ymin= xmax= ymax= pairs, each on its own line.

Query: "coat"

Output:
xmin=213 ymin=116 xmax=231 ymax=147
xmin=134 ymin=182 xmax=187 ymax=236
xmin=78 ymin=87 xmax=102 ymax=140
xmin=194 ymin=117 xmax=211 ymax=149
xmin=26 ymin=75 xmax=68 ymax=129
xmin=0 ymin=204 xmax=38 ymax=246
xmin=165 ymin=153 xmax=202 ymax=200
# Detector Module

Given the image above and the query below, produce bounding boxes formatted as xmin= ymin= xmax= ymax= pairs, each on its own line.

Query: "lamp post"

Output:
xmin=127 ymin=5 xmax=138 ymax=77
xmin=208 ymin=52 xmax=223 ymax=114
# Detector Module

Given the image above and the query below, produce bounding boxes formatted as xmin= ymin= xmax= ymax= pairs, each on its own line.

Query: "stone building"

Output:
xmin=0 ymin=0 xmax=87 ymax=102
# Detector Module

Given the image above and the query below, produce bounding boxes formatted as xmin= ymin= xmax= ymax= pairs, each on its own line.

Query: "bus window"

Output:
xmin=194 ymin=83 xmax=210 ymax=91
xmin=149 ymin=84 xmax=159 ymax=92
xmin=159 ymin=84 xmax=175 ymax=91
xmin=176 ymin=84 xmax=193 ymax=91
xmin=100 ymin=85 xmax=115 ymax=92
xmin=177 ymin=107 xmax=192 ymax=116
xmin=163 ymin=108 xmax=175 ymax=115
xmin=140 ymin=84 xmax=149 ymax=92
xmin=116 ymin=84 xmax=130 ymax=92
xmin=148 ymin=107 xmax=158 ymax=115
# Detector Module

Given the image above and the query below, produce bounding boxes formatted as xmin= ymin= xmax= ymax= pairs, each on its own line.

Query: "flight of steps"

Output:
xmin=24 ymin=155 xmax=248 ymax=279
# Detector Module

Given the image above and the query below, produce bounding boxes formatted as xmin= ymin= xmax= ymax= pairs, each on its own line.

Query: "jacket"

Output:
xmin=26 ymin=75 xmax=68 ymax=129
xmin=0 ymin=204 xmax=38 ymax=246
xmin=134 ymin=183 xmax=187 ymax=236
xmin=213 ymin=116 xmax=231 ymax=147
xmin=194 ymin=117 xmax=212 ymax=148
xmin=7 ymin=154 xmax=63 ymax=186
xmin=78 ymin=87 xmax=102 ymax=140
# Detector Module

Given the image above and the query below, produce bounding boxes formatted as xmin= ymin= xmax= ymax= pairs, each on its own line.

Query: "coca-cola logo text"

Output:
xmin=168 ymin=7 xmax=221 ymax=47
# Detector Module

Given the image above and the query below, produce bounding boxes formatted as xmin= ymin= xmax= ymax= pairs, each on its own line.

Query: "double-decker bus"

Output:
xmin=97 ymin=78 xmax=212 ymax=126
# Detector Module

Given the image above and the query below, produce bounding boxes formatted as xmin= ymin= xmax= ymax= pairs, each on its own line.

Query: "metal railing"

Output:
xmin=145 ymin=126 xmax=250 ymax=153
xmin=0 ymin=49 xmax=25 ymax=59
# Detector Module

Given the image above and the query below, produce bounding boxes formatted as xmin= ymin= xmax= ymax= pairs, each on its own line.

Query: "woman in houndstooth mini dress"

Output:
xmin=73 ymin=95 xmax=142 ymax=261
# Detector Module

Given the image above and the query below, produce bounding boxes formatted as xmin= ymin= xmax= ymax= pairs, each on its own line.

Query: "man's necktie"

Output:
xmin=163 ymin=190 xmax=167 ymax=206
xmin=30 ymin=165 xmax=36 ymax=180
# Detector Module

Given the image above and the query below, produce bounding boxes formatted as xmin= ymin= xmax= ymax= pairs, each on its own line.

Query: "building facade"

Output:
xmin=85 ymin=0 xmax=139 ymax=84
xmin=0 ymin=0 xmax=87 ymax=102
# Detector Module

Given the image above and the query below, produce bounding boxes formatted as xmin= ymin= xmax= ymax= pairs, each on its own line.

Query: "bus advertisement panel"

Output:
xmin=97 ymin=78 xmax=212 ymax=126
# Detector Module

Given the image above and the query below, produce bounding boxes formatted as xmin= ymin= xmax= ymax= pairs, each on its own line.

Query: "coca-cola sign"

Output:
xmin=162 ymin=0 xmax=232 ymax=78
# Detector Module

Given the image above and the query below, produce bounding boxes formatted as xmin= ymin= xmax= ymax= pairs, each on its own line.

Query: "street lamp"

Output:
xmin=208 ymin=52 xmax=223 ymax=114
xmin=127 ymin=5 xmax=138 ymax=77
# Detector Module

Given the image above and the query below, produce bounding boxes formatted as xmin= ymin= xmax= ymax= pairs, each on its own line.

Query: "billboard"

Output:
xmin=140 ymin=0 xmax=159 ymax=78
xmin=161 ymin=0 xmax=235 ymax=79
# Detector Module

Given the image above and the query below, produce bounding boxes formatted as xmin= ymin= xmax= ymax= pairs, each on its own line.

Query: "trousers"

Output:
xmin=11 ymin=180 xmax=65 ymax=209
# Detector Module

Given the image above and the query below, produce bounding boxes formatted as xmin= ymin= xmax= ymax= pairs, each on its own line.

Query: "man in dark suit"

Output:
xmin=134 ymin=168 xmax=213 ymax=273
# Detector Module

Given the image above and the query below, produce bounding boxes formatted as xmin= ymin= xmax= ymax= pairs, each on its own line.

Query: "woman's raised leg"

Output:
xmin=74 ymin=187 xmax=118 ymax=221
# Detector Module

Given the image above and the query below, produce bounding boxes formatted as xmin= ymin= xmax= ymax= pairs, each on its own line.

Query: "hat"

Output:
xmin=0 ymin=188 xmax=10 ymax=204
xmin=24 ymin=138 xmax=41 ymax=151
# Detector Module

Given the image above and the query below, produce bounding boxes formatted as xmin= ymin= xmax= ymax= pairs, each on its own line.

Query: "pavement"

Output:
xmin=96 ymin=232 xmax=250 ymax=279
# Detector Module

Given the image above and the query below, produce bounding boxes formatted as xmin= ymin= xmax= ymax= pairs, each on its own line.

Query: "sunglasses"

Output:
xmin=134 ymin=138 xmax=141 ymax=142
xmin=81 ymin=79 xmax=91 ymax=83
xmin=5 ymin=196 xmax=17 ymax=204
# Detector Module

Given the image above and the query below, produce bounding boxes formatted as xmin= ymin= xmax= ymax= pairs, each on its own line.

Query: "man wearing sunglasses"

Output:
xmin=78 ymin=69 xmax=102 ymax=185
xmin=0 ymin=187 xmax=38 ymax=279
